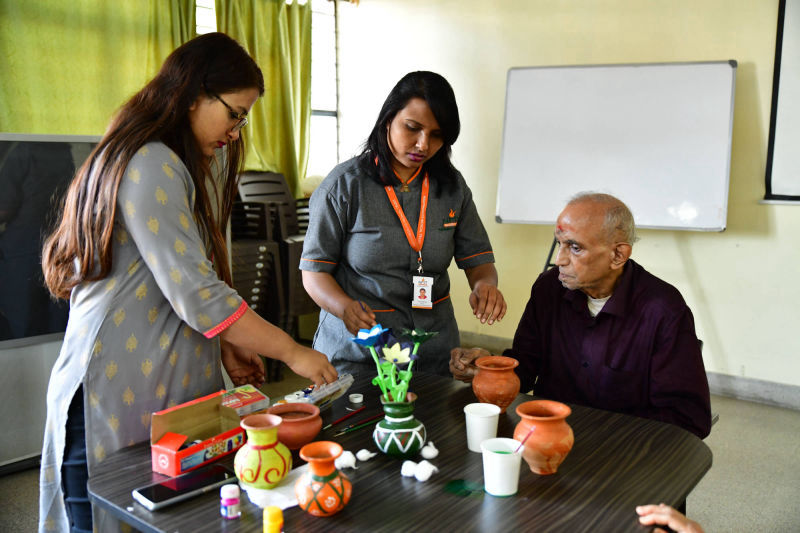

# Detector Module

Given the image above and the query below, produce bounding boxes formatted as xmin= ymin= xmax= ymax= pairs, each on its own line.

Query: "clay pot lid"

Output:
xmin=267 ymin=402 xmax=321 ymax=423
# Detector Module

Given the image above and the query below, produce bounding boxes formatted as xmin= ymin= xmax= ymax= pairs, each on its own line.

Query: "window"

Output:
xmin=308 ymin=0 xmax=339 ymax=179
xmin=195 ymin=0 xmax=216 ymax=34
xmin=195 ymin=1 xmax=339 ymax=180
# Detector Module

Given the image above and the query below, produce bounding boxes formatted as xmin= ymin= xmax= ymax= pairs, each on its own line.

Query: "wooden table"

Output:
xmin=88 ymin=372 xmax=712 ymax=532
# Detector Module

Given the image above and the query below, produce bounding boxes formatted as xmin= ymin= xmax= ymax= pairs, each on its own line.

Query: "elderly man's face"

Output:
xmin=553 ymin=201 xmax=621 ymax=299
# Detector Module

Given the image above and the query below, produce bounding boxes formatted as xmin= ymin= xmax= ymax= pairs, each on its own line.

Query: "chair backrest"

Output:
xmin=237 ymin=172 xmax=299 ymax=240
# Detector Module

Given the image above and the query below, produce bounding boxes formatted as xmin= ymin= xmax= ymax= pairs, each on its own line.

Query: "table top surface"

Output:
xmin=88 ymin=372 xmax=712 ymax=533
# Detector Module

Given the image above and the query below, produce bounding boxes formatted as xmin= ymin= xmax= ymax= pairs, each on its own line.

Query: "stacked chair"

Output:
xmin=233 ymin=171 xmax=319 ymax=342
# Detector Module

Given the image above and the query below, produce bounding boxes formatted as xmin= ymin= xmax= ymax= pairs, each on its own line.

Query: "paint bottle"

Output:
xmin=263 ymin=505 xmax=283 ymax=533
xmin=220 ymin=484 xmax=241 ymax=519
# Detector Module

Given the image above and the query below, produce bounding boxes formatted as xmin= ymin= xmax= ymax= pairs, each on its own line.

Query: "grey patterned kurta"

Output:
xmin=300 ymin=157 xmax=495 ymax=377
xmin=38 ymin=142 xmax=246 ymax=532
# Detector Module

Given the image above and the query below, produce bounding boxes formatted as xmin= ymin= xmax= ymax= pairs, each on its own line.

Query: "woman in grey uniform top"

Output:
xmin=301 ymin=71 xmax=507 ymax=377
xmin=38 ymin=33 xmax=337 ymax=533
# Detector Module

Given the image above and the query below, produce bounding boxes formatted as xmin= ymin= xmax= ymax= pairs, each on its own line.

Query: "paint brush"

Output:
xmin=514 ymin=426 xmax=536 ymax=454
xmin=322 ymin=405 xmax=366 ymax=431
xmin=333 ymin=413 xmax=383 ymax=436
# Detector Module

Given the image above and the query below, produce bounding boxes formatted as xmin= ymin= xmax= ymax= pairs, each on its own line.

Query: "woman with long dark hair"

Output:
xmin=301 ymin=71 xmax=506 ymax=377
xmin=39 ymin=33 xmax=337 ymax=533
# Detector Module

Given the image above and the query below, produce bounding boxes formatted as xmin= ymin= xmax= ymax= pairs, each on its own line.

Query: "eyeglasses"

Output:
xmin=209 ymin=92 xmax=248 ymax=133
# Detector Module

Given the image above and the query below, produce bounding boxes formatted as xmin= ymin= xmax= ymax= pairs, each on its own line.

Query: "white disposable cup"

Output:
xmin=464 ymin=402 xmax=501 ymax=452
xmin=480 ymin=437 xmax=522 ymax=496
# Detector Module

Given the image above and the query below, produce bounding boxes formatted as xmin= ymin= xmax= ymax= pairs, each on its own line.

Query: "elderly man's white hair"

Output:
xmin=567 ymin=192 xmax=638 ymax=245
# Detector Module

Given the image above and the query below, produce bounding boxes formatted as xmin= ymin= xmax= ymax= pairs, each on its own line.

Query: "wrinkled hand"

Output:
xmin=221 ymin=341 xmax=265 ymax=388
xmin=468 ymin=282 xmax=507 ymax=325
xmin=449 ymin=346 xmax=491 ymax=382
xmin=636 ymin=504 xmax=705 ymax=533
xmin=285 ymin=345 xmax=339 ymax=386
xmin=342 ymin=299 xmax=376 ymax=335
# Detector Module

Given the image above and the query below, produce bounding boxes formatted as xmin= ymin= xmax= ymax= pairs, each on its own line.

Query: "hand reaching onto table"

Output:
xmin=449 ymin=346 xmax=491 ymax=382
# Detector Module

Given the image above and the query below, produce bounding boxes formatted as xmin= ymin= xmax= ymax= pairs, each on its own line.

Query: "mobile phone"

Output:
xmin=132 ymin=464 xmax=237 ymax=511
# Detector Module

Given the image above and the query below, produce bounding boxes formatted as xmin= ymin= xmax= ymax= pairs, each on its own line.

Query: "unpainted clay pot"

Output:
xmin=472 ymin=355 xmax=521 ymax=413
xmin=513 ymin=400 xmax=574 ymax=475
xmin=267 ymin=402 xmax=322 ymax=450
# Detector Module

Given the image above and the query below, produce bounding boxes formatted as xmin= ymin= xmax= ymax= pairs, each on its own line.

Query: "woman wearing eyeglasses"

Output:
xmin=38 ymin=33 xmax=337 ymax=533
xmin=301 ymin=71 xmax=507 ymax=378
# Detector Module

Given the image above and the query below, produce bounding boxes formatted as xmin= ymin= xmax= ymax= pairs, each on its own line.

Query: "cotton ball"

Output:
xmin=420 ymin=441 xmax=439 ymax=459
xmin=335 ymin=450 xmax=357 ymax=470
xmin=356 ymin=449 xmax=377 ymax=462
xmin=414 ymin=460 xmax=439 ymax=482
xmin=401 ymin=460 xmax=417 ymax=477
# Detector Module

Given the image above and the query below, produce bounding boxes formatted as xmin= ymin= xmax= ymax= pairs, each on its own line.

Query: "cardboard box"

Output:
xmin=150 ymin=390 xmax=245 ymax=477
xmin=221 ymin=385 xmax=270 ymax=418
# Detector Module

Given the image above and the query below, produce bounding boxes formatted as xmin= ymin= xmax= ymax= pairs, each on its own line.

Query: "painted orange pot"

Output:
xmin=234 ymin=414 xmax=292 ymax=490
xmin=295 ymin=441 xmax=352 ymax=517
xmin=472 ymin=355 xmax=521 ymax=413
xmin=513 ymin=400 xmax=574 ymax=475
xmin=267 ymin=402 xmax=322 ymax=450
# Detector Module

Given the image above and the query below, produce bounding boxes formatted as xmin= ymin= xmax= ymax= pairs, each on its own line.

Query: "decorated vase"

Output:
xmin=267 ymin=402 xmax=322 ymax=450
xmin=295 ymin=441 xmax=352 ymax=516
xmin=234 ymin=414 xmax=292 ymax=489
xmin=513 ymin=400 xmax=574 ymax=475
xmin=472 ymin=355 xmax=521 ymax=413
xmin=373 ymin=392 xmax=426 ymax=457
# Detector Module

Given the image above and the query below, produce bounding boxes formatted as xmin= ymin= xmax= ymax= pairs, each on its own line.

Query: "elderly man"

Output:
xmin=451 ymin=192 xmax=711 ymax=439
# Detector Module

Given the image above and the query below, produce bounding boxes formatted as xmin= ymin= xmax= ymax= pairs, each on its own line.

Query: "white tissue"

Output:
xmin=334 ymin=450 xmax=357 ymax=470
xmin=420 ymin=441 xmax=439 ymax=459
xmin=414 ymin=460 xmax=439 ymax=482
xmin=401 ymin=460 xmax=417 ymax=477
xmin=356 ymin=449 xmax=377 ymax=462
xmin=400 ymin=459 xmax=438 ymax=481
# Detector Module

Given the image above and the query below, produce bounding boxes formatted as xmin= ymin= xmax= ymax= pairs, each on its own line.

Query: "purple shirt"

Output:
xmin=505 ymin=259 xmax=711 ymax=438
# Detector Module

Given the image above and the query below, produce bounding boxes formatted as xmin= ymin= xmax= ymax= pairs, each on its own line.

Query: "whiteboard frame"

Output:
xmin=495 ymin=60 xmax=737 ymax=231
xmin=764 ymin=0 xmax=800 ymax=201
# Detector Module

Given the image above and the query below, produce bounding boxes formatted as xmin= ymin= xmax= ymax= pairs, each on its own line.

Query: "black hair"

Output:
xmin=357 ymin=71 xmax=461 ymax=194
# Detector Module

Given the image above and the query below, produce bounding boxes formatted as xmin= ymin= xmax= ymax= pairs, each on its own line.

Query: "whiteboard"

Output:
xmin=496 ymin=61 xmax=736 ymax=231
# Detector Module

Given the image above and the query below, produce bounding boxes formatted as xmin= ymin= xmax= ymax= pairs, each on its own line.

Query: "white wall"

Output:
xmin=0 ymin=338 xmax=62 ymax=466
xmin=336 ymin=1 xmax=798 ymax=387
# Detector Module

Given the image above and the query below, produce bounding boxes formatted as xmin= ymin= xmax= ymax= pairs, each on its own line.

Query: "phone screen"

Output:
xmin=133 ymin=464 xmax=235 ymax=510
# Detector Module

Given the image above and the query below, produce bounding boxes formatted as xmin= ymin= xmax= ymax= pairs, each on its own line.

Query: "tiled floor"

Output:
xmin=3 ymin=371 xmax=799 ymax=532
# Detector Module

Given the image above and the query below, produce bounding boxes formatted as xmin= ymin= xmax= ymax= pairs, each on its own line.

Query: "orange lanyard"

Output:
xmin=385 ymin=174 xmax=429 ymax=257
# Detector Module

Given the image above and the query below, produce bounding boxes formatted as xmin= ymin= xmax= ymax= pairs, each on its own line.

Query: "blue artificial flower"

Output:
xmin=351 ymin=324 xmax=389 ymax=347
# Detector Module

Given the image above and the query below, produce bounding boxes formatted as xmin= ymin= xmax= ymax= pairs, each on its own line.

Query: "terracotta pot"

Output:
xmin=513 ymin=400 xmax=574 ymax=475
xmin=472 ymin=355 xmax=521 ymax=413
xmin=295 ymin=441 xmax=352 ymax=516
xmin=234 ymin=414 xmax=292 ymax=489
xmin=267 ymin=402 xmax=322 ymax=450
xmin=373 ymin=392 xmax=426 ymax=458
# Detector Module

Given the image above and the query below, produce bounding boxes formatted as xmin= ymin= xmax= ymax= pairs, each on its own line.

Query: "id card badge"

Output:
xmin=412 ymin=275 xmax=433 ymax=309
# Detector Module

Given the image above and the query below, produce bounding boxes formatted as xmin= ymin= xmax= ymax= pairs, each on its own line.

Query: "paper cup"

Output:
xmin=464 ymin=402 xmax=501 ymax=452
xmin=481 ymin=437 xmax=522 ymax=496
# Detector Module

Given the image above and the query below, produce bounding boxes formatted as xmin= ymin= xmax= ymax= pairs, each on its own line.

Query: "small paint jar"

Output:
xmin=220 ymin=484 xmax=241 ymax=519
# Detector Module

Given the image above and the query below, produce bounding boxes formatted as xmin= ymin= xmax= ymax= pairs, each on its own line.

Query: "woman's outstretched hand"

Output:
xmin=285 ymin=345 xmax=339 ymax=386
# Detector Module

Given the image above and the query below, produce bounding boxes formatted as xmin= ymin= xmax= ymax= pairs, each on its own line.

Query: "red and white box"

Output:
xmin=150 ymin=390 xmax=245 ymax=477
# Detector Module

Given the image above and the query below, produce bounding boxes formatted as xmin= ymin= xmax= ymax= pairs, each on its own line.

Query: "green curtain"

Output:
xmin=216 ymin=0 xmax=312 ymax=197
xmin=0 ymin=0 xmax=195 ymax=135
